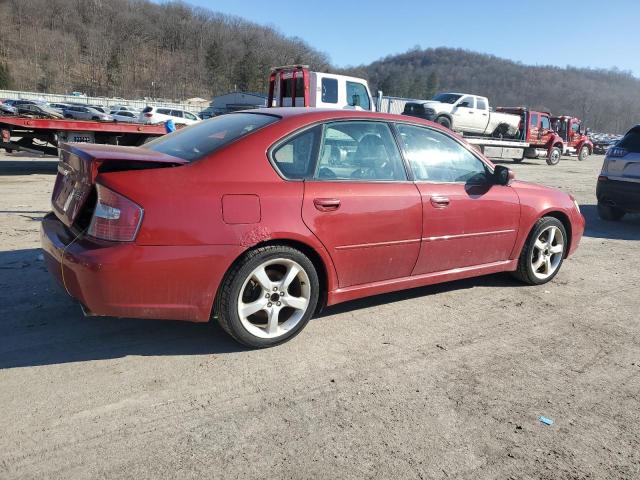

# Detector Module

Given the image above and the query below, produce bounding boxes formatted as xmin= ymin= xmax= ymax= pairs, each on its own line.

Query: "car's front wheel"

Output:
xmin=512 ymin=217 xmax=566 ymax=285
xmin=546 ymin=147 xmax=561 ymax=165
xmin=578 ymin=145 xmax=590 ymax=161
xmin=215 ymin=245 xmax=319 ymax=348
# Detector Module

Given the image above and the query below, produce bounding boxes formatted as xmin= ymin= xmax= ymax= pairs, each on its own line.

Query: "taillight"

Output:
xmin=87 ymin=184 xmax=143 ymax=242
xmin=144 ymin=113 xmax=152 ymax=118
xmin=607 ymin=146 xmax=627 ymax=158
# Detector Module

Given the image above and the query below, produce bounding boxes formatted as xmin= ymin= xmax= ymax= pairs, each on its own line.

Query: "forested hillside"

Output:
xmin=0 ymin=1 xmax=638 ymax=132
xmin=342 ymin=48 xmax=640 ymax=133
xmin=0 ymin=0 xmax=329 ymax=99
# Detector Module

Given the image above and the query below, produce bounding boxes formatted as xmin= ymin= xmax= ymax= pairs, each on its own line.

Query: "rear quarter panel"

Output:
xmin=96 ymin=118 xmax=340 ymax=293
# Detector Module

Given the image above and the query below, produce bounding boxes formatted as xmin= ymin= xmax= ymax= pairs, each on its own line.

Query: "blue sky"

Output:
xmin=180 ymin=0 xmax=639 ymax=76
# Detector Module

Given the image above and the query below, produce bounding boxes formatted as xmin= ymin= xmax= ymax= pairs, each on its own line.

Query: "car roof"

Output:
xmin=239 ymin=107 xmax=439 ymax=124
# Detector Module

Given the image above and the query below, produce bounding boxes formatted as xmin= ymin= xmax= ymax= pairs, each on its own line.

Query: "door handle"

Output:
xmin=313 ymin=198 xmax=341 ymax=212
xmin=430 ymin=195 xmax=450 ymax=208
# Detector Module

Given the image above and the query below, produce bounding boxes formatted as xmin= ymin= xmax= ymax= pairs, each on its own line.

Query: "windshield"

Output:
xmin=144 ymin=112 xmax=279 ymax=162
xmin=432 ymin=93 xmax=462 ymax=104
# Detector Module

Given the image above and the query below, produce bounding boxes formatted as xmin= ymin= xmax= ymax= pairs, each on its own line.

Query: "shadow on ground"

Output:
xmin=0 ymin=160 xmax=57 ymax=175
xmin=580 ymin=204 xmax=640 ymax=241
xmin=0 ymin=247 xmax=523 ymax=369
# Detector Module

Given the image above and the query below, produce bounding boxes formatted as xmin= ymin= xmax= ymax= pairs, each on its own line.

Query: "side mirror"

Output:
xmin=493 ymin=165 xmax=514 ymax=186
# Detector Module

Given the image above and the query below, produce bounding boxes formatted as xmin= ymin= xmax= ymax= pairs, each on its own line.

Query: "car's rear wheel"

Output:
xmin=215 ymin=245 xmax=319 ymax=348
xmin=597 ymin=202 xmax=625 ymax=221
xmin=512 ymin=217 xmax=566 ymax=285
xmin=546 ymin=147 xmax=561 ymax=165
xmin=578 ymin=145 xmax=590 ymax=161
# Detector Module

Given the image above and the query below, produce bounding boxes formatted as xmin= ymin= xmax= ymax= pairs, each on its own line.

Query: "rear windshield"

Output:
xmin=144 ymin=112 xmax=279 ymax=162
xmin=618 ymin=127 xmax=640 ymax=153
xmin=142 ymin=106 xmax=153 ymax=113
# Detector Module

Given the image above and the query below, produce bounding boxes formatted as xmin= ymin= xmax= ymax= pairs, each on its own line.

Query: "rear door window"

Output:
xmin=145 ymin=112 xmax=279 ymax=162
xmin=314 ymin=121 xmax=406 ymax=181
xmin=157 ymin=108 xmax=171 ymax=115
xmin=170 ymin=110 xmax=184 ymax=118
xmin=476 ymin=98 xmax=487 ymax=110
xmin=271 ymin=126 xmax=321 ymax=179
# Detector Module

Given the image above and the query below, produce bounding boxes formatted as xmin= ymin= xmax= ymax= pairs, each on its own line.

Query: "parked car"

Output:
xmin=63 ymin=105 xmax=113 ymax=121
xmin=111 ymin=105 xmax=140 ymax=113
xmin=88 ymin=105 xmax=110 ymax=114
xmin=109 ymin=110 xmax=138 ymax=123
xmin=41 ymin=108 xmax=584 ymax=348
xmin=403 ymin=93 xmax=521 ymax=138
xmin=139 ymin=106 xmax=200 ymax=125
xmin=0 ymin=100 xmax=16 ymax=115
xmin=596 ymin=125 xmax=640 ymax=221
xmin=48 ymin=102 xmax=71 ymax=114
xmin=16 ymin=102 xmax=64 ymax=119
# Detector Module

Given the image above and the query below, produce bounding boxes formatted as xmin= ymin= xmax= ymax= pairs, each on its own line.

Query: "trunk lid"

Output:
xmin=51 ymin=143 xmax=187 ymax=228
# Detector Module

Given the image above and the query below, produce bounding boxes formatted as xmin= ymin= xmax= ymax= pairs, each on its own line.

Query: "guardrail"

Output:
xmin=375 ymin=95 xmax=420 ymax=115
xmin=0 ymin=89 xmax=201 ymax=111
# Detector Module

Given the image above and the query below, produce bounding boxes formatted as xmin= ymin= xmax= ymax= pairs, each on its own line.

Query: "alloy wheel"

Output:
xmin=237 ymin=258 xmax=311 ymax=339
xmin=530 ymin=225 xmax=564 ymax=280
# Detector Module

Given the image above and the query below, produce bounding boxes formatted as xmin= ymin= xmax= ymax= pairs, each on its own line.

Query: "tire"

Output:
xmin=214 ymin=245 xmax=320 ymax=348
xmin=64 ymin=114 xmax=72 ymax=119
xmin=512 ymin=217 xmax=567 ymax=285
xmin=546 ymin=146 xmax=561 ymax=165
xmin=92 ymin=116 xmax=100 ymax=121
xmin=578 ymin=145 xmax=589 ymax=161
xmin=512 ymin=157 xmax=524 ymax=163
xmin=435 ymin=116 xmax=451 ymax=129
xmin=597 ymin=202 xmax=625 ymax=221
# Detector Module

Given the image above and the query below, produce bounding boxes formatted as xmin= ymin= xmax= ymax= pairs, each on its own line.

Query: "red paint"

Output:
xmin=551 ymin=115 xmax=593 ymax=154
xmin=0 ymin=115 xmax=166 ymax=134
xmin=41 ymin=108 xmax=585 ymax=322
xmin=496 ymin=107 xmax=565 ymax=154
xmin=222 ymin=194 xmax=261 ymax=224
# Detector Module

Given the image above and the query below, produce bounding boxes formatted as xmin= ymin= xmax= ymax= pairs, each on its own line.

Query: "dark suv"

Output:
xmin=597 ymin=125 xmax=640 ymax=220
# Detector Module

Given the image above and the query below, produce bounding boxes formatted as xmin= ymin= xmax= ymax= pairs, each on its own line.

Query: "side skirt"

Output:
xmin=326 ymin=259 xmax=518 ymax=306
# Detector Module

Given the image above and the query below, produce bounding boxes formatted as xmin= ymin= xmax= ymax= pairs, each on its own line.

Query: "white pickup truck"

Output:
xmin=403 ymin=93 xmax=521 ymax=138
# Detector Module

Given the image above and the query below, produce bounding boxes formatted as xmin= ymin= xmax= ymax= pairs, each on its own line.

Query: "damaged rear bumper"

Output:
xmin=40 ymin=213 xmax=242 ymax=322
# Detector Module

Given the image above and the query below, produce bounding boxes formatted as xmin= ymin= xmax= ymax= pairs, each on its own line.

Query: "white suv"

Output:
xmin=139 ymin=106 xmax=200 ymax=125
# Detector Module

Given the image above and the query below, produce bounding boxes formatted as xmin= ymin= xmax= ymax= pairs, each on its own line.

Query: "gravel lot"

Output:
xmin=0 ymin=151 xmax=638 ymax=479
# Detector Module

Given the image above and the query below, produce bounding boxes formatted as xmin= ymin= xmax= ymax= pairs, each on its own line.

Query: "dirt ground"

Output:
xmin=0 ymin=151 xmax=638 ymax=480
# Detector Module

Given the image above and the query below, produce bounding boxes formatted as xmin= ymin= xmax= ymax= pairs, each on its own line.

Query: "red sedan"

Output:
xmin=41 ymin=108 xmax=585 ymax=347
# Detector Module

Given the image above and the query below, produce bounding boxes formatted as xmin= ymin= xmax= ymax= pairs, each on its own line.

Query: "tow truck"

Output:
xmin=464 ymin=107 xmax=565 ymax=165
xmin=551 ymin=115 xmax=593 ymax=161
xmin=0 ymin=116 xmax=166 ymax=156
xmin=268 ymin=65 xmax=376 ymax=111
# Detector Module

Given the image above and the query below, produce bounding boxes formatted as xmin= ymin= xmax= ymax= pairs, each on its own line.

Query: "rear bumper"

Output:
xmin=597 ymin=178 xmax=640 ymax=212
xmin=41 ymin=213 xmax=243 ymax=322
